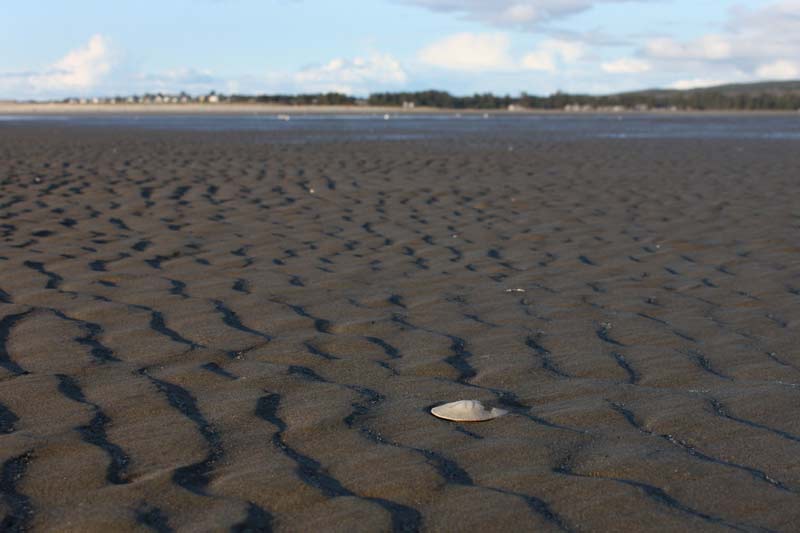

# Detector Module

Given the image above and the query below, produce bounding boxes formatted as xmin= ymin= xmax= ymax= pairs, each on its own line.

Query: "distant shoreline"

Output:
xmin=0 ymin=102 xmax=497 ymax=115
xmin=2 ymin=102 xmax=799 ymax=116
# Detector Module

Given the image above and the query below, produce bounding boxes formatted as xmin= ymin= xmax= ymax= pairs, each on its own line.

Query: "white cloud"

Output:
xmin=520 ymin=39 xmax=585 ymax=72
xmin=288 ymin=54 xmax=407 ymax=94
xmin=418 ymin=33 xmax=586 ymax=74
xmin=418 ymin=33 xmax=514 ymax=71
xmin=669 ymin=78 xmax=727 ymax=90
xmin=641 ymin=1 xmax=800 ymax=86
xmin=521 ymin=50 xmax=556 ymax=72
xmin=0 ymin=34 xmax=113 ymax=96
xmin=602 ymin=57 xmax=651 ymax=74
xmin=756 ymin=60 xmax=800 ymax=80
xmin=407 ymin=0 xmax=800 ymax=92
xmin=401 ymin=0 xmax=647 ymax=28
xmin=50 ymin=35 xmax=112 ymax=89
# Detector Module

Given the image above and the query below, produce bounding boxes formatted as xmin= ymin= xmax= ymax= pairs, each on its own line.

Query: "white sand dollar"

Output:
xmin=430 ymin=400 xmax=508 ymax=422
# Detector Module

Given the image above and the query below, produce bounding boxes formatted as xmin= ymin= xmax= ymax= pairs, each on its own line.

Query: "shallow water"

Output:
xmin=2 ymin=112 xmax=800 ymax=141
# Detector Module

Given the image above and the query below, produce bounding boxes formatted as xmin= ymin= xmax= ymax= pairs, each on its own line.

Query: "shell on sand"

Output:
xmin=430 ymin=400 xmax=508 ymax=422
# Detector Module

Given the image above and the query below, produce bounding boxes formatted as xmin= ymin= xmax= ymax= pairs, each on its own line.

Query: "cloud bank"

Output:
xmin=635 ymin=1 xmax=800 ymax=86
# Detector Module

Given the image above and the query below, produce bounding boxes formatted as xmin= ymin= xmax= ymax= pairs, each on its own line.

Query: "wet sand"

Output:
xmin=1 ymin=124 xmax=799 ymax=531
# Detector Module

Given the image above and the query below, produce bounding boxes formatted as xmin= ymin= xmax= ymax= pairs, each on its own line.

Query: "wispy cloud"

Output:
xmin=400 ymin=0 xmax=648 ymax=28
xmin=267 ymin=53 xmax=408 ymax=94
xmin=133 ymin=68 xmax=223 ymax=93
xmin=602 ymin=57 xmax=651 ymax=74
xmin=646 ymin=35 xmax=732 ymax=61
xmin=295 ymin=54 xmax=407 ymax=93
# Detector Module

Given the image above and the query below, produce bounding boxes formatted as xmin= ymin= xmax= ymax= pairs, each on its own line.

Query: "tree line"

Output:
xmin=370 ymin=90 xmax=800 ymax=110
xmin=235 ymin=89 xmax=800 ymax=110
xmin=64 ymin=87 xmax=800 ymax=110
xmin=227 ymin=93 xmax=357 ymax=105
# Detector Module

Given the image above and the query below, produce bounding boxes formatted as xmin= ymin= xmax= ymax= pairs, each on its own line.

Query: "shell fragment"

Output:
xmin=430 ymin=400 xmax=508 ymax=422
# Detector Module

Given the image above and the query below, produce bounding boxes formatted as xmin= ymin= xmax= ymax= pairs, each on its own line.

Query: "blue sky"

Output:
xmin=2 ymin=0 xmax=798 ymax=99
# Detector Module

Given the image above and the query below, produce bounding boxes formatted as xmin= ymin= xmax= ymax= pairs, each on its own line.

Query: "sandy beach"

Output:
xmin=1 ymin=120 xmax=799 ymax=531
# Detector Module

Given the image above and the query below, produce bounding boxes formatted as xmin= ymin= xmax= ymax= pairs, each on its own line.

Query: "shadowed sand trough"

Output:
xmin=1 ymin=123 xmax=799 ymax=531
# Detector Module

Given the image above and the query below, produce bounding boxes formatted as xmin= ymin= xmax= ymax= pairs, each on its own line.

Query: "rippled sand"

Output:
xmin=1 ymin=124 xmax=799 ymax=531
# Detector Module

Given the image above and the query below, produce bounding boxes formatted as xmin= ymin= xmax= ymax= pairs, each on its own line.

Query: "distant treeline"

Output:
xmin=228 ymin=92 xmax=357 ymax=105
xmin=367 ymin=91 xmax=517 ymax=109
xmin=67 ymin=85 xmax=800 ymax=110
xmin=231 ymin=89 xmax=800 ymax=110
xmin=547 ymin=91 xmax=800 ymax=111
xmin=374 ymin=90 xmax=800 ymax=110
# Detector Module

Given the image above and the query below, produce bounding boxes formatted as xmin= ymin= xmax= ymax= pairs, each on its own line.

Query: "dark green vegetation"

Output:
xmin=371 ymin=81 xmax=800 ymax=110
xmin=229 ymin=92 xmax=357 ymax=106
xmin=551 ymin=80 xmax=800 ymax=111
xmin=224 ymin=81 xmax=800 ymax=110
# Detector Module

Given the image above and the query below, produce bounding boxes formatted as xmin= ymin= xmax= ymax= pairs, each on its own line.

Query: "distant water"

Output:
xmin=2 ymin=113 xmax=799 ymax=141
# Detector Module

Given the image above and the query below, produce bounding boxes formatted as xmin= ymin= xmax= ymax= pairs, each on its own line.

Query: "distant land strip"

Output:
xmin=4 ymin=80 xmax=800 ymax=112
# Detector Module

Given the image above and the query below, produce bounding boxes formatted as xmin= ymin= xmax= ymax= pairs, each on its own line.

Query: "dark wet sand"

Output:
xmin=1 ymin=124 xmax=799 ymax=532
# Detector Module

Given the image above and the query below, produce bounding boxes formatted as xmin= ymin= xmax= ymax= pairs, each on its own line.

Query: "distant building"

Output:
xmin=564 ymin=104 xmax=594 ymax=112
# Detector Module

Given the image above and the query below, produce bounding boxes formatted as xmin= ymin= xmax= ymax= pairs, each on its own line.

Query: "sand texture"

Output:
xmin=1 ymin=124 xmax=799 ymax=532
